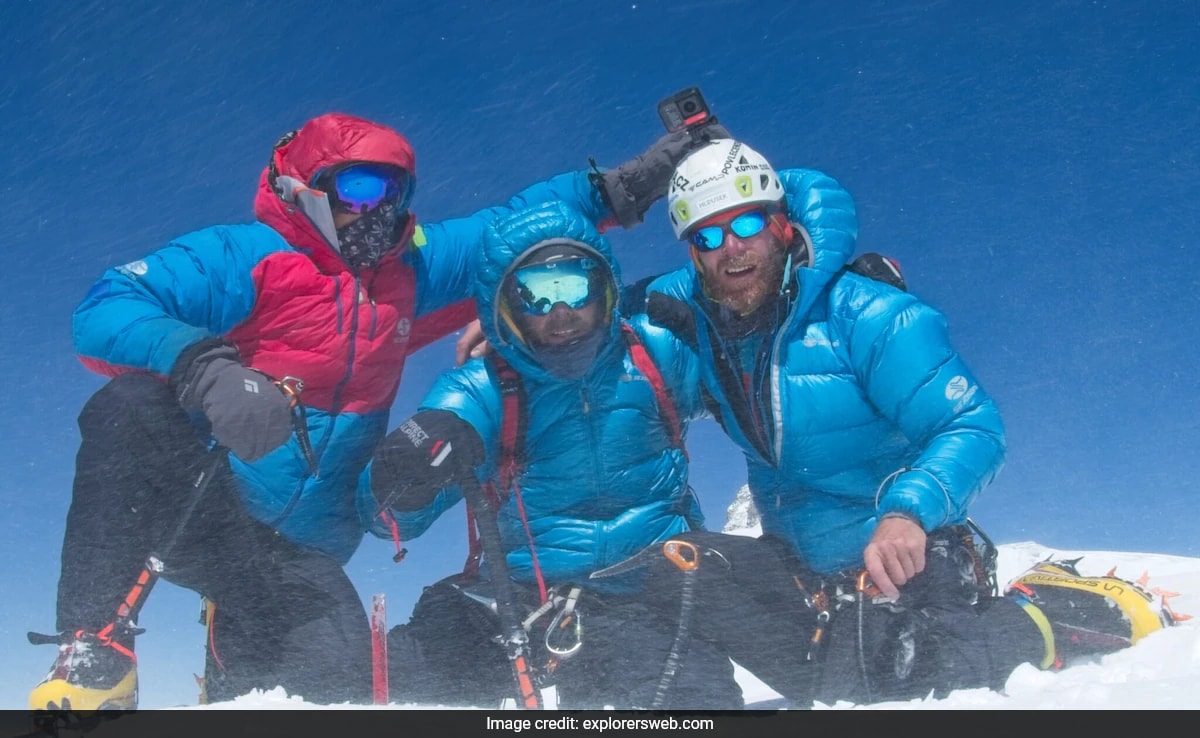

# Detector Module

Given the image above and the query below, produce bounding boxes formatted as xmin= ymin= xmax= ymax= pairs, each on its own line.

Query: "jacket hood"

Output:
xmin=778 ymin=167 xmax=856 ymax=314
xmin=253 ymin=113 xmax=417 ymax=271
xmin=477 ymin=201 xmax=622 ymax=380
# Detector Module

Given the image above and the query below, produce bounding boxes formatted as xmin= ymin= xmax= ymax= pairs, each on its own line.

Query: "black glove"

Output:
xmin=371 ymin=409 xmax=486 ymax=512
xmin=645 ymin=291 xmax=699 ymax=347
xmin=848 ymin=253 xmax=908 ymax=292
xmin=170 ymin=339 xmax=294 ymax=462
xmin=592 ymin=119 xmax=731 ymax=229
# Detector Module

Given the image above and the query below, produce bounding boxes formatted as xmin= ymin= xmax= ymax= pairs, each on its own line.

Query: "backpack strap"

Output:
xmin=621 ymin=322 xmax=685 ymax=457
xmin=491 ymin=353 xmax=528 ymax=492
xmin=462 ymin=354 xmax=527 ymax=581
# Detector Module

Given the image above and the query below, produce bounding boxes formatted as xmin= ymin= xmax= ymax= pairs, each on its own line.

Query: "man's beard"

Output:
xmin=700 ymin=248 xmax=788 ymax=317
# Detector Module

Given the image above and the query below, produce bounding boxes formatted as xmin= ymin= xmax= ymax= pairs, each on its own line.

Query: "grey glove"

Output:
xmin=170 ymin=340 xmax=294 ymax=462
xmin=593 ymin=119 xmax=732 ymax=229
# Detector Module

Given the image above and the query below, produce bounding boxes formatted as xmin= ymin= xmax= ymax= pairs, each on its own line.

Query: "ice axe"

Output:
xmin=461 ymin=482 xmax=543 ymax=709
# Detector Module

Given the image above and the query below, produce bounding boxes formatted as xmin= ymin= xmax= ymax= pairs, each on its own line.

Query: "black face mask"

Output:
xmin=532 ymin=328 xmax=607 ymax=380
xmin=335 ymin=201 xmax=408 ymax=270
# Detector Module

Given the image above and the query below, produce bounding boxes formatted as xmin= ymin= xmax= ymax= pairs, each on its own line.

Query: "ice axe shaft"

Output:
xmin=462 ymin=483 xmax=543 ymax=709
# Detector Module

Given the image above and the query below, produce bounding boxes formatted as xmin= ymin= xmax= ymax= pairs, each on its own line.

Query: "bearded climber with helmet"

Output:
xmin=601 ymin=135 xmax=1180 ymax=706
xmin=27 ymin=111 xmax=734 ymax=710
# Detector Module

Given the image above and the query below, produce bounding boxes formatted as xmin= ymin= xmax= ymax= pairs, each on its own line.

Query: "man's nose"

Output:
xmin=722 ymin=232 xmax=751 ymax=253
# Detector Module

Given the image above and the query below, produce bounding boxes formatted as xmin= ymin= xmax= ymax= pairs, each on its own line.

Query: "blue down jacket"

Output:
xmin=374 ymin=201 xmax=709 ymax=589
xmin=644 ymin=169 xmax=1007 ymax=575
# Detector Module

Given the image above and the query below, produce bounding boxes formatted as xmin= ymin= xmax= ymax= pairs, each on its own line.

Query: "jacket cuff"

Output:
xmin=167 ymin=337 xmax=236 ymax=397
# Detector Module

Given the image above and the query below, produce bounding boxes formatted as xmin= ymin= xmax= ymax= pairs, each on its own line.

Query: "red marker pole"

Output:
xmin=371 ymin=593 xmax=389 ymax=705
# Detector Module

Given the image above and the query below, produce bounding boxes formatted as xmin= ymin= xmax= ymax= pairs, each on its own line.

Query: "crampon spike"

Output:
xmin=1152 ymin=589 xmax=1193 ymax=624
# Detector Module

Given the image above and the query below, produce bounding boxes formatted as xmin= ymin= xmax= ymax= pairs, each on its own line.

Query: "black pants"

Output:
xmin=56 ymin=374 xmax=372 ymax=704
xmin=388 ymin=572 xmax=744 ymax=710
xmin=653 ymin=531 xmax=1046 ymax=707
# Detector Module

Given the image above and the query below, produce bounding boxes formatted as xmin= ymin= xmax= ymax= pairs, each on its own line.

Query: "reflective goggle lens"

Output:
xmin=513 ymin=259 xmax=599 ymax=316
xmin=315 ymin=163 xmax=414 ymax=214
xmin=688 ymin=210 xmax=769 ymax=251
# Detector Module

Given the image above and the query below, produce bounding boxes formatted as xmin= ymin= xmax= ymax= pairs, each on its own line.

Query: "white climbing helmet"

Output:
xmin=666 ymin=139 xmax=785 ymax=239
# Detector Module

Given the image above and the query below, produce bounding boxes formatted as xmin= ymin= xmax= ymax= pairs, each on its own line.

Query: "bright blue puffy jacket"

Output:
xmin=644 ymin=169 xmax=1006 ymax=575
xmin=372 ymin=201 xmax=709 ymax=588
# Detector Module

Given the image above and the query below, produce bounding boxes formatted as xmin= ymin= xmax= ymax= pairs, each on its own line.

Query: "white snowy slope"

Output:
xmin=173 ymin=488 xmax=1200 ymax=710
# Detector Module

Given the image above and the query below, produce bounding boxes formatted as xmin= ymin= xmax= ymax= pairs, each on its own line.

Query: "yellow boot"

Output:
xmin=29 ymin=630 xmax=138 ymax=711
xmin=1006 ymin=559 xmax=1173 ymax=669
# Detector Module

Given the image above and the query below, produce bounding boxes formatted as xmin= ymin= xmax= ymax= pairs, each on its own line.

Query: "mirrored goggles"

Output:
xmin=512 ymin=258 xmax=600 ymax=316
xmin=312 ymin=162 xmax=414 ymax=215
xmin=688 ymin=209 xmax=770 ymax=251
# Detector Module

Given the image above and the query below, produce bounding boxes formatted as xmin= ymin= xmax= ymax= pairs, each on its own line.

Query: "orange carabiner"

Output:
xmin=855 ymin=570 xmax=883 ymax=598
xmin=663 ymin=539 xmax=700 ymax=572
xmin=275 ymin=376 xmax=305 ymax=407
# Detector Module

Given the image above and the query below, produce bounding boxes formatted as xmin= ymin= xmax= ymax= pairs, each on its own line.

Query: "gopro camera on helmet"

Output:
xmin=657 ymin=87 xmax=711 ymax=133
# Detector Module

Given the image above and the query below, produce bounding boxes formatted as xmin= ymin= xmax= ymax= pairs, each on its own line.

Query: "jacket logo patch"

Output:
xmin=802 ymin=335 xmax=838 ymax=348
xmin=946 ymin=375 xmax=979 ymax=412
xmin=945 ymin=376 xmax=970 ymax=400
xmin=116 ymin=260 xmax=149 ymax=278
xmin=394 ymin=317 xmax=411 ymax=344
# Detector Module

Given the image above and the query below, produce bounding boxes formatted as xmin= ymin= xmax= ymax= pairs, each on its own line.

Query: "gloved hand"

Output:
xmin=371 ymin=409 xmax=486 ymax=512
xmin=170 ymin=339 xmax=294 ymax=462
xmin=593 ymin=119 xmax=731 ymax=229
xmin=848 ymin=253 xmax=907 ymax=292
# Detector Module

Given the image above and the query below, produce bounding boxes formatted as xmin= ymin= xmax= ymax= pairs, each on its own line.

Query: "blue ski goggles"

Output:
xmin=688 ymin=209 xmax=770 ymax=251
xmin=512 ymin=258 xmax=601 ymax=316
xmin=311 ymin=162 xmax=414 ymax=215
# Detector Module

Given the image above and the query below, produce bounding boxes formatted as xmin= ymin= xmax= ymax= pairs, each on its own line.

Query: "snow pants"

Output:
xmin=55 ymin=373 xmax=373 ymax=705
xmin=387 ymin=571 xmax=745 ymax=710
xmin=650 ymin=530 xmax=1046 ymax=707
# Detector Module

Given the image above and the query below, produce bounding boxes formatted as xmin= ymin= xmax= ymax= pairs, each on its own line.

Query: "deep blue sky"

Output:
xmin=2 ymin=0 xmax=1197 ymax=709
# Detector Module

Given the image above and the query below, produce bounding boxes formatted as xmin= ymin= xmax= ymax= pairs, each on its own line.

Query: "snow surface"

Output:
xmin=168 ymin=512 xmax=1200 ymax=711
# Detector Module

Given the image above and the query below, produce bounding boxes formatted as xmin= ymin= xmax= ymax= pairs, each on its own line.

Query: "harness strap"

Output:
xmin=493 ymin=355 xmax=527 ymax=492
xmin=462 ymin=354 xmax=536 ymax=590
xmin=621 ymin=323 xmax=684 ymax=455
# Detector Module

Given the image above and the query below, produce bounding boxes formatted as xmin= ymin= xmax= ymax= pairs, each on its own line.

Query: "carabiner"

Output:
xmin=663 ymin=539 xmax=700 ymax=572
xmin=544 ymin=587 xmax=583 ymax=658
xmin=274 ymin=376 xmax=318 ymax=476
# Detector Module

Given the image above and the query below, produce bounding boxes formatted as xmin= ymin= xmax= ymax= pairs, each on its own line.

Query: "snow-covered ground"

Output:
xmin=181 ymin=538 xmax=1200 ymax=710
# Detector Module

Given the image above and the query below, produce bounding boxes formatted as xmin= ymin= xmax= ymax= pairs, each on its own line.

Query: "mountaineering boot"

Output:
xmin=1004 ymin=559 xmax=1173 ymax=670
xmin=28 ymin=629 xmax=138 ymax=711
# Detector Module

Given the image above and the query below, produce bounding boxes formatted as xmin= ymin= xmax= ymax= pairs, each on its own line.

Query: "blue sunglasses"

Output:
xmin=688 ymin=210 xmax=770 ymax=251
xmin=312 ymin=162 xmax=414 ymax=215
xmin=512 ymin=259 xmax=600 ymax=316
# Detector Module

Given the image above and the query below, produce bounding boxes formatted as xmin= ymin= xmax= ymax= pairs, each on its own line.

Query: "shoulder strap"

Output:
xmin=490 ymin=353 xmax=528 ymax=491
xmin=463 ymin=353 xmax=528 ymax=580
xmin=621 ymin=323 xmax=685 ymax=457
